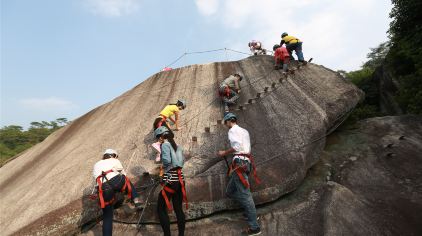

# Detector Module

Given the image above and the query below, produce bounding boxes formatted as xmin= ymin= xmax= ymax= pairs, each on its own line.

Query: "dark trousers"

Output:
xmin=157 ymin=182 xmax=186 ymax=236
xmin=101 ymin=175 xmax=138 ymax=236
xmin=286 ymin=42 xmax=304 ymax=61
xmin=153 ymin=117 xmax=175 ymax=139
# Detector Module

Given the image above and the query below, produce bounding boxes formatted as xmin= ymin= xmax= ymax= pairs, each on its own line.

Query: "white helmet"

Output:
xmin=104 ymin=149 xmax=118 ymax=156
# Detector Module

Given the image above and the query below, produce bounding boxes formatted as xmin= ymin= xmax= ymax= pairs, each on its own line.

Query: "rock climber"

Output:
xmin=152 ymin=99 xmax=187 ymax=162
xmin=217 ymin=113 xmax=261 ymax=236
xmin=248 ymin=40 xmax=266 ymax=55
xmin=154 ymin=126 xmax=187 ymax=236
xmin=273 ymin=44 xmax=290 ymax=72
xmin=279 ymin=32 xmax=306 ymax=64
xmin=93 ymin=149 xmax=142 ymax=236
xmin=219 ymin=73 xmax=243 ymax=112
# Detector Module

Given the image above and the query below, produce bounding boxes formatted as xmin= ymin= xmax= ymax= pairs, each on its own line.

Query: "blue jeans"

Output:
xmin=226 ymin=160 xmax=260 ymax=230
xmin=286 ymin=42 xmax=304 ymax=61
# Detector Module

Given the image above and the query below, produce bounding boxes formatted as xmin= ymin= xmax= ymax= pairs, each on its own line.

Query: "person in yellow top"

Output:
xmin=152 ymin=99 xmax=186 ymax=162
xmin=279 ymin=32 xmax=306 ymax=64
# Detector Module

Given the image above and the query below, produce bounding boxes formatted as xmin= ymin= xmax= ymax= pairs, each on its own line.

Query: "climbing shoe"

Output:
xmin=242 ymin=227 xmax=262 ymax=235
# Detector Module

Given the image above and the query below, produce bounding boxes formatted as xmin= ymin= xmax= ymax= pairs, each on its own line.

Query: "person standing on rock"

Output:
xmin=154 ymin=126 xmax=187 ymax=236
xmin=217 ymin=113 xmax=261 ymax=235
xmin=152 ymin=99 xmax=187 ymax=162
xmin=93 ymin=149 xmax=143 ymax=236
xmin=273 ymin=44 xmax=290 ymax=72
xmin=219 ymin=73 xmax=243 ymax=112
xmin=280 ymin=32 xmax=306 ymax=64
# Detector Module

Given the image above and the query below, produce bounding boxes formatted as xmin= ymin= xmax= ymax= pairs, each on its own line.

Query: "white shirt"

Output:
xmin=228 ymin=124 xmax=251 ymax=156
xmin=93 ymin=158 xmax=127 ymax=182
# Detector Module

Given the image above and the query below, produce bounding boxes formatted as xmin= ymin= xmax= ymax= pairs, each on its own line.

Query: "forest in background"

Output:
xmin=345 ymin=0 xmax=422 ymax=123
xmin=0 ymin=118 xmax=69 ymax=166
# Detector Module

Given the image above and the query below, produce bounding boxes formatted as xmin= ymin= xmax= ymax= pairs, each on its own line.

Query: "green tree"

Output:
xmin=363 ymin=41 xmax=390 ymax=69
xmin=386 ymin=0 xmax=422 ymax=114
xmin=0 ymin=118 xmax=70 ymax=166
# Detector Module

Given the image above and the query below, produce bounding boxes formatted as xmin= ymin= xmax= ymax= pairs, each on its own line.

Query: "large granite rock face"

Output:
xmin=82 ymin=115 xmax=422 ymax=236
xmin=0 ymin=55 xmax=363 ymax=235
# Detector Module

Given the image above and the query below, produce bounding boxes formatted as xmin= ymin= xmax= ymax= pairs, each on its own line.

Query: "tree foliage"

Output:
xmin=345 ymin=0 xmax=422 ymax=123
xmin=0 ymin=118 xmax=69 ymax=166
xmin=386 ymin=0 xmax=422 ymax=114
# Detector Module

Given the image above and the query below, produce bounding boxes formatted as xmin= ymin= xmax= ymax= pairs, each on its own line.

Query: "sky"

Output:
xmin=1 ymin=0 xmax=392 ymax=128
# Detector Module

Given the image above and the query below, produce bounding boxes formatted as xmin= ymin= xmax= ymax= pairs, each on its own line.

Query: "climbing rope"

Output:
xmin=163 ymin=48 xmax=251 ymax=69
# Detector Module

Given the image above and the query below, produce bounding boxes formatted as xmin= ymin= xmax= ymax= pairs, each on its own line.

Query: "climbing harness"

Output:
xmin=96 ymin=170 xmax=132 ymax=208
xmin=160 ymin=168 xmax=188 ymax=211
xmin=229 ymin=154 xmax=261 ymax=189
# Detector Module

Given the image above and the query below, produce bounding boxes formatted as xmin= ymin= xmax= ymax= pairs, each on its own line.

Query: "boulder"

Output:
xmin=0 ymin=55 xmax=363 ymax=235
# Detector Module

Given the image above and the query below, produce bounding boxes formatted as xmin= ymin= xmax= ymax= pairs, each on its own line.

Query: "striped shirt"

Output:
xmin=163 ymin=169 xmax=185 ymax=183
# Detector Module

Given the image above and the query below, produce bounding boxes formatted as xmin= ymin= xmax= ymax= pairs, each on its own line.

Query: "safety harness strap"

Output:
xmin=157 ymin=115 xmax=168 ymax=127
xmin=121 ymin=175 xmax=132 ymax=199
xmin=235 ymin=166 xmax=250 ymax=189
xmin=178 ymin=168 xmax=188 ymax=210
xmin=232 ymin=154 xmax=261 ymax=189
xmin=160 ymin=169 xmax=188 ymax=211
xmin=161 ymin=184 xmax=176 ymax=211
xmin=96 ymin=169 xmax=114 ymax=208
xmin=96 ymin=170 xmax=132 ymax=209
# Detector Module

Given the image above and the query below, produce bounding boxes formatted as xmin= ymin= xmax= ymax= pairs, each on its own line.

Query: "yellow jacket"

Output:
xmin=281 ymin=35 xmax=301 ymax=45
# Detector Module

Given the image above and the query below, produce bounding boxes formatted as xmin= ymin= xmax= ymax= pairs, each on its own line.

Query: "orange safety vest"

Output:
xmin=160 ymin=168 xmax=188 ymax=211
xmin=96 ymin=170 xmax=132 ymax=208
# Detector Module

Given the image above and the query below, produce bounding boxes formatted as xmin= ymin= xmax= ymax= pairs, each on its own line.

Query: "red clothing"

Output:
xmin=274 ymin=47 xmax=290 ymax=63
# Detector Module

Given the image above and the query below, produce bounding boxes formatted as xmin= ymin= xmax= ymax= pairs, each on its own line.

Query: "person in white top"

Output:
xmin=217 ymin=113 xmax=261 ymax=236
xmin=248 ymin=40 xmax=267 ymax=55
xmin=93 ymin=149 xmax=142 ymax=236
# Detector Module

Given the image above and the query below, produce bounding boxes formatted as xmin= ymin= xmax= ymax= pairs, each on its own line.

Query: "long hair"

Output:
xmin=162 ymin=133 xmax=178 ymax=151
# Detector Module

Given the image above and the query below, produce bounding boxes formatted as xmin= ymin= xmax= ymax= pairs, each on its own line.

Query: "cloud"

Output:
xmin=20 ymin=97 xmax=78 ymax=112
xmin=86 ymin=0 xmax=141 ymax=17
xmin=196 ymin=0 xmax=391 ymax=71
xmin=195 ymin=0 xmax=219 ymax=16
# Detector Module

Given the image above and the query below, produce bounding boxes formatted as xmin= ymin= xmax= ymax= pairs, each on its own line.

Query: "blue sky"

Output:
xmin=1 ymin=0 xmax=392 ymax=128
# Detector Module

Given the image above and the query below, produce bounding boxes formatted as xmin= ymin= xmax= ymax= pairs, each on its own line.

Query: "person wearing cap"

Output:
xmin=152 ymin=99 xmax=187 ymax=162
xmin=279 ymin=32 xmax=306 ymax=64
xmin=154 ymin=126 xmax=187 ymax=236
xmin=219 ymin=73 xmax=243 ymax=112
xmin=93 ymin=149 xmax=142 ymax=236
xmin=273 ymin=44 xmax=290 ymax=72
xmin=217 ymin=113 xmax=261 ymax=236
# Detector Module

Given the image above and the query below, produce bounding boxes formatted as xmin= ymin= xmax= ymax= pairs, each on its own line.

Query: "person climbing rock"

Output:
xmin=273 ymin=44 xmax=290 ymax=72
xmin=219 ymin=73 xmax=243 ymax=112
xmin=217 ymin=113 xmax=261 ymax=236
xmin=152 ymin=99 xmax=187 ymax=162
xmin=248 ymin=40 xmax=266 ymax=55
xmin=279 ymin=32 xmax=306 ymax=64
xmin=93 ymin=149 xmax=142 ymax=236
xmin=154 ymin=126 xmax=187 ymax=236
